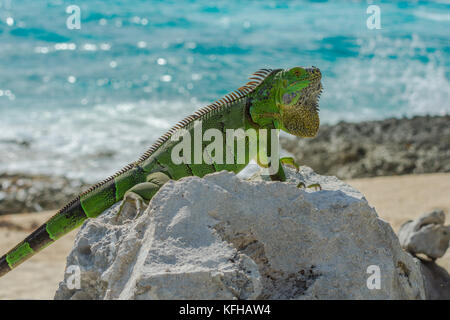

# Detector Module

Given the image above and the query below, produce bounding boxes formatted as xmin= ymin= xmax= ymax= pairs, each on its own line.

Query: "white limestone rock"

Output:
xmin=398 ymin=210 xmax=450 ymax=260
xmin=55 ymin=167 xmax=425 ymax=300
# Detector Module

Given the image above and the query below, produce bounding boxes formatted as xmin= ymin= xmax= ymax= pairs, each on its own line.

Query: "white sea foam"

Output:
xmin=0 ymin=0 xmax=449 ymax=181
xmin=0 ymin=100 xmax=198 ymax=182
xmin=414 ymin=11 xmax=450 ymax=22
xmin=321 ymin=34 xmax=450 ymax=124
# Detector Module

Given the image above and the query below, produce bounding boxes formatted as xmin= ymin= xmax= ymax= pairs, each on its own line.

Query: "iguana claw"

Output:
xmin=297 ymin=182 xmax=322 ymax=191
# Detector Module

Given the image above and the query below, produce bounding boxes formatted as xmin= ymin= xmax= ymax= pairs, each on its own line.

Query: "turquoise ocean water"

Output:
xmin=0 ymin=0 xmax=449 ymax=181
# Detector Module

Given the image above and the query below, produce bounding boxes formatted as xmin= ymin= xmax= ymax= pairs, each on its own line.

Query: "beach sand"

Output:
xmin=0 ymin=172 xmax=448 ymax=300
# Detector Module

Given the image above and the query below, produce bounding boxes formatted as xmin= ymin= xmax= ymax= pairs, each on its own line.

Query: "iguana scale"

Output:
xmin=0 ymin=66 xmax=322 ymax=278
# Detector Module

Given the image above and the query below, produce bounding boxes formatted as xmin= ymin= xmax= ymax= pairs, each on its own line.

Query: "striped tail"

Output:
xmin=0 ymin=156 xmax=155 ymax=278
xmin=0 ymin=199 xmax=88 ymax=277
xmin=0 ymin=161 xmax=150 ymax=277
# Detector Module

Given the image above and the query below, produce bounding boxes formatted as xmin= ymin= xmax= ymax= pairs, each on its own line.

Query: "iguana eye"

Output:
xmin=290 ymin=67 xmax=306 ymax=78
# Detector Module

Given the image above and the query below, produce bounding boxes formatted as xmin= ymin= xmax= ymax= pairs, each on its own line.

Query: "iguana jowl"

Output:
xmin=0 ymin=66 xmax=322 ymax=278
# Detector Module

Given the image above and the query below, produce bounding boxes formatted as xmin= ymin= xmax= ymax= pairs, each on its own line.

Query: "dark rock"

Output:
xmin=0 ymin=173 xmax=89 ymax=215
xmin=420 ymin=260 xmax=450 ymax=300
xmin=281 ymin=115 xmax=450 ymax=179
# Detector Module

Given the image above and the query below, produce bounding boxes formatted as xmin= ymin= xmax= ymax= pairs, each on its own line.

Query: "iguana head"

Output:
xmin=248 ymin=66 xmax=322 ymax=138
xmin=275 ymin=66 xmax=322 ymax=137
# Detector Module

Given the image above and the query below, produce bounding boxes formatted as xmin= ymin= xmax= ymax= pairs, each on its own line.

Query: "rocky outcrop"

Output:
xmin=420 ymin=260 xmax=450 ymax=300
xmin=0 ymin=174 xmax=88 ymax=214
xmin=2 ymin=115 xmax=448 ymax=214
xmin=398 ymin=210 xmax=450 ymax=260
xmin=397 ymin=210 xmax=450 ymax=299
xmin=55 ymin=167 xmax=425 ymax=300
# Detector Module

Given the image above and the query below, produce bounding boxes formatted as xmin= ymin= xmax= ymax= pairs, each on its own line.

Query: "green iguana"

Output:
xmin=0 ymin=66 xmax=322 ymax=278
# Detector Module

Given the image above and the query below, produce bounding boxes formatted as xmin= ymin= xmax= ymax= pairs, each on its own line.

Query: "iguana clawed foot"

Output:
xmin=297 ymin=182 xmax=322 ymax=191
xmin=279 ymin=157 xmax=321 ymax=191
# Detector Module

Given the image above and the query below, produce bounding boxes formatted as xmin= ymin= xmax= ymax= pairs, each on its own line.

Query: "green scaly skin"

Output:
xmin=0 ymin=66 xmax=322 ymax=278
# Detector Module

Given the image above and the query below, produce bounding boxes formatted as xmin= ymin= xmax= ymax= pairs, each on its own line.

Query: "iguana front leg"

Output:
xmin=117 ymin=172 xmax=171 ymax=217
xmin=253 ymin=151 xmax=287 ymax=182
xmin=269 ymin=159 xmax=287 ymax=182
